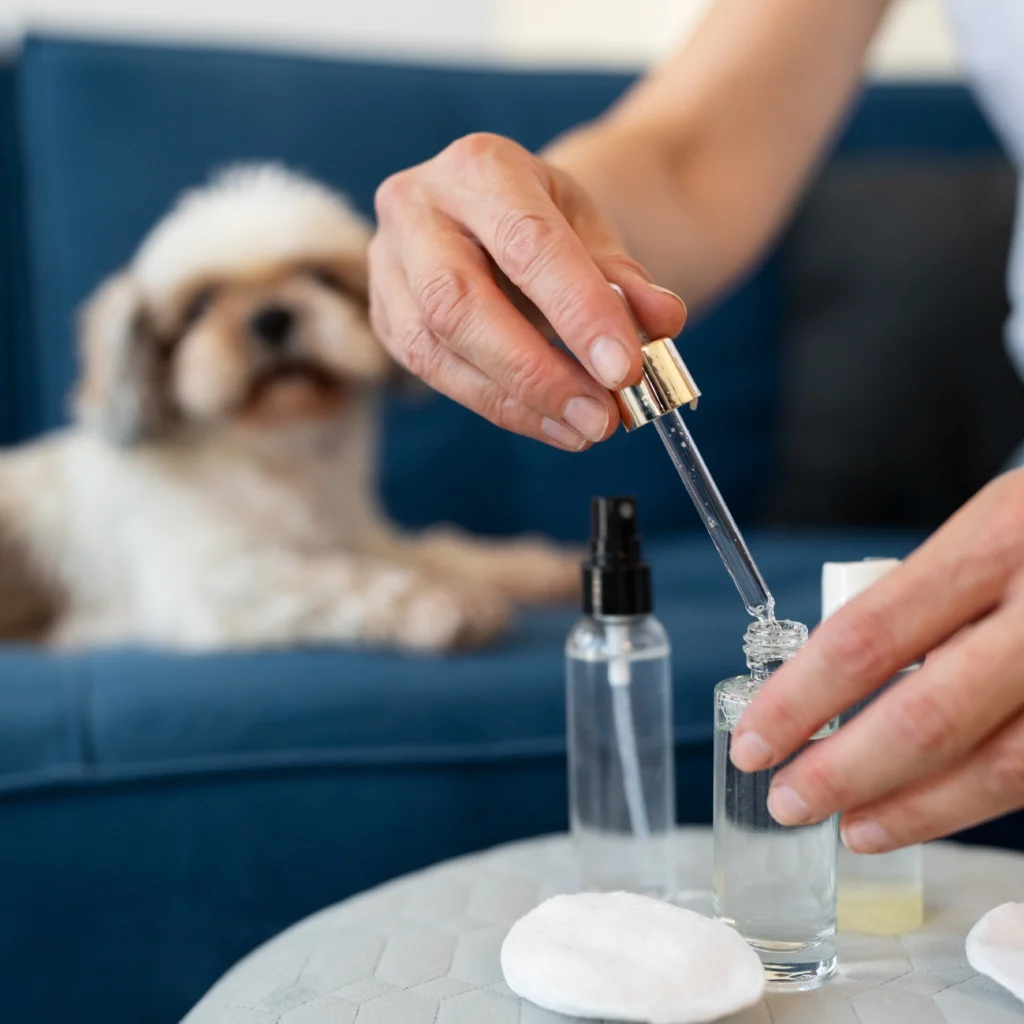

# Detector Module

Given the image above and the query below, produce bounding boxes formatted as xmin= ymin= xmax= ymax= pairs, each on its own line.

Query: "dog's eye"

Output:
xmin=306 ymin=267 xmax=345 ymax=293
xmin=182 ymin=287 xmax=217 ymax=328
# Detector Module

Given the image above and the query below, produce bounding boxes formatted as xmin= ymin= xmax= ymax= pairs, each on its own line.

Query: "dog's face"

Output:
xmin=154 ymin=255 xmax=381 ymax=429
xmin=75 ymin=168 xmax=390 ymax=444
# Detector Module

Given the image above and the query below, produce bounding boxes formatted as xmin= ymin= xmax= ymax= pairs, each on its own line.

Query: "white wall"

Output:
xmin=0 ymin=0 xmax=493 ymax=58
xmin=497 ymin=0 xmax=960 ymax=75
xmin=1 ymin=0 xmax=961 ymax=77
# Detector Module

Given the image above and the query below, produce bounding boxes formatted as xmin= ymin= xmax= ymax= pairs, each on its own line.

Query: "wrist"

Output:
xmin=543 ymin=121 xmax=656 ymax=250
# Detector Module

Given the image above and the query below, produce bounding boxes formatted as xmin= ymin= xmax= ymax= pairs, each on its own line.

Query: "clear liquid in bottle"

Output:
xmin=567 ymin=496 xmax=675 ymax=899
xmin=568 ymin=616 xmax=674 ymax=897
xmin=713 ymin=620 xmax=838 ymax=990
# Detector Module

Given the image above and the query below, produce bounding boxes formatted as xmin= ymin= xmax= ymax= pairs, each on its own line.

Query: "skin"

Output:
xmin=731 ymin=468 xmax=1024 ymax=852
xmin=370 ymin=0 xmax=888 ymax=449
xmin=370 ymin=0 xmax=1024 ymax=849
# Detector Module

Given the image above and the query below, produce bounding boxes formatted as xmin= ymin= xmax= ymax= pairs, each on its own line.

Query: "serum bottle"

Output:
xmin=823 ymin=559 xmax=925 ymax=935
xmin=713 ymin=619 xmax=838 ymax=990
xmin=566 ymin=496 xmax=675 ymax=899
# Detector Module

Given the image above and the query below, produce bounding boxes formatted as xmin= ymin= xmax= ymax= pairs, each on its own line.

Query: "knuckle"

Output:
xmin=757 ymin=688 xmax=806 ymax=740
xmin=398 ymin=321 xmax=442 ymax=381
xmin=799 ymin=754 xmax=848 ymax=810
xmin=374 ymin=171 xmax=414 ymax=220
xmin=418 ymin=268 xmax=475 ymax=340
xmin=494 ymin=210 xmax=560 ymax=283
xmin=546 ymin=282 xmax=593 ymax=333
xmin=868 ymin=805 xmax=916 ymax=846
xmin=895 ymin=687 xmax=961 ymax=758
xmin=506 ymin=349 xmax=552 ymax=404
xmin=478 ymin=387 xmax=519 ymax=432
xmin=445 ymin=131 xmax=515 ymax=174
xmin=979 ymin=492 xmax=1024 ymax=566
xmin=820 ymin=606 xmax=900 ymax=685
xmin=983 ymin=734 xmax=1024 ymax=800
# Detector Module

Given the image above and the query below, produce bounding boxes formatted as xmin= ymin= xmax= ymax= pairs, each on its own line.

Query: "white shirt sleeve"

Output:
xmin=945 ymin=0 xmax=1024 ymax=382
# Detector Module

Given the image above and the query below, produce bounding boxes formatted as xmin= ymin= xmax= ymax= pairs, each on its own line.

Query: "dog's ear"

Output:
xmin=74 ymin=272 xmax=175 ymax=445
xmin=332 ymin=252 xmax=370 ymax=307
xmin=318 ymin=249 xmax=409 ymax=385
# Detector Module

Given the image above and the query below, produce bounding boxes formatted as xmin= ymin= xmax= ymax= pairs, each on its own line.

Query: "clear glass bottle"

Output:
xmin=823 ymin=559 xmax=925 ymax=935
xmin=713 ymin=619 xmax=838 ymax=990
xmin=567 ymin=496 xmax=675 ymax=898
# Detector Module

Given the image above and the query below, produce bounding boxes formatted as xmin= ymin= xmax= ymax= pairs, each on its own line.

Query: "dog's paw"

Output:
xmin=489 ymin=538 xmax=582 ymax=605
xmin=396 ymin=581 xmax=512 ymax=653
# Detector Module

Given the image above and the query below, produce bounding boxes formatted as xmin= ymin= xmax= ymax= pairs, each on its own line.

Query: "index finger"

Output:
xmin=430 ymin=137 xmax=647 ymax=390
xmin=730 ymin=493 xmax=1013 ymax=773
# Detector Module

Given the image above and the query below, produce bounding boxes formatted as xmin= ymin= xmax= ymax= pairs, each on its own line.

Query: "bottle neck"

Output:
xmin=581 ymin=497 xmax=652 ymax=616
xmin=750 ymin=663 xmax=782 ymax=684
xmin=744 ymin=619 xmax=808 ymax=682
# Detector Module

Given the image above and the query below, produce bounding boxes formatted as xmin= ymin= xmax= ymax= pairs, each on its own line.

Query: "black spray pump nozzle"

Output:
xmin=582 ymin=496 xmax=653 ymax=616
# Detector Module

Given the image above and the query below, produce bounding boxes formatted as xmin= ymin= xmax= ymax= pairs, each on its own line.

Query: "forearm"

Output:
xmin=546 ymin=0 xmax=889 ymax=309
xmin=369 ymin=0 xmax=888 ymax=447
xmin=545 ymin=123 xmax=711 ymax=299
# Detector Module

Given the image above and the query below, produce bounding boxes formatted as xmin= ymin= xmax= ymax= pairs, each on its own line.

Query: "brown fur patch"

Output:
xmin=0 ymin=531 xmax=58 ymax=641
xmin=75 ymin=273 xmax=175 ymax=444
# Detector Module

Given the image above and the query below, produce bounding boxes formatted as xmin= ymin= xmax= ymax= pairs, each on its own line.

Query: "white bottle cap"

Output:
xmin=821 ymin=558 xmax=900 ymax=621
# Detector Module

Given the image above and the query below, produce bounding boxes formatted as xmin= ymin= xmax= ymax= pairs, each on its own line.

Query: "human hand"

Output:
xmin=368 ymin=133 xmax=686 ymax=450
xmin=729 ymin=468 xmax=1024 ymax=851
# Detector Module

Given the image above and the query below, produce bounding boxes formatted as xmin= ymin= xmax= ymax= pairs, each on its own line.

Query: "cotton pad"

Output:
xmin=500 ymin=891 xmax=765 ymax=1023
xmin=967 ymin=902 xmax=1024 ymax=1002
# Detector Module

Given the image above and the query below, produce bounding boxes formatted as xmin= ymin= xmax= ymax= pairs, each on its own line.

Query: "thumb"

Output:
xmin=602 ymin=262 xmax=687 ymax=344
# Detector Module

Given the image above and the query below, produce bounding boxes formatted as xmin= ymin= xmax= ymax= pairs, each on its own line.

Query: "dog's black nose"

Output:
xmin=251 ymin=306 xmax=294 ymax=348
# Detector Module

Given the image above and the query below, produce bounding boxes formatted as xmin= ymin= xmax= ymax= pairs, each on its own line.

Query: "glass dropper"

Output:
xmin=652 ymin=409 xmax=774 ymax=621
xmin=610 ymin=285 xmax=775 ymax=621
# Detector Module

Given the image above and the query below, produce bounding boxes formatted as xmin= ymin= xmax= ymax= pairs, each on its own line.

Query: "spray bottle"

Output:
xmin=566 ymin=495 xmax=675 ymax=898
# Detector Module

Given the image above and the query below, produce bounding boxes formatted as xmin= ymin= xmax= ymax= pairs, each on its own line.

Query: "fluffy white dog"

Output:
xmin=0 ymin=165 xmax=578 ymax=652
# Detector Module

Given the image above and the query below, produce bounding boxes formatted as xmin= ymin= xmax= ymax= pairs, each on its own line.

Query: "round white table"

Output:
xmin=182 ymin=828 xmax=1024 ymax=1023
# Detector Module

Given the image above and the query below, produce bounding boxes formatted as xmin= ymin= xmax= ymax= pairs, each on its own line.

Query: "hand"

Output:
xmin=729 ymin=468 xmax=1024 ymax=851
xmin=368 ymin=133 xmax=687 ymax=450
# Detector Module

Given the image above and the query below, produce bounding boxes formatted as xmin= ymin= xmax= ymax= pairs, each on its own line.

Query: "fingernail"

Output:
xmin=541 ymin=417 xmax=586 ymax=451
xmin=562 ymin=396 xmax=609 ymax=443
xmin=768 ymin=785 xmax=810 ymax=826
xmin=589 ymin=336 xmax=633 ymax=389
xmin=842 ymin=819 xmax=893 ymax=854
xmin=650 ymin=283 xmax=686 ymax=310
xmin=730 ymin=731 xmax=773 ymax=771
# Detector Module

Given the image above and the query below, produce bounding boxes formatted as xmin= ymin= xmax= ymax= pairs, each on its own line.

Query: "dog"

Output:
xmin=0 ymin=165 xmax=579 ymax=652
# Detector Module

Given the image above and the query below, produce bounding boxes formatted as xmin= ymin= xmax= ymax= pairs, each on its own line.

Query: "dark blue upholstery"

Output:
xmin=0 ymin=57 xmax=25 ymax=447
xmin=0 ymin=33 xmax=1019 ymax=1024
xmin=832 ymin=82 xmax=1004 ymax=155
xmin=1 ymin=533 xmax=911 ymax=797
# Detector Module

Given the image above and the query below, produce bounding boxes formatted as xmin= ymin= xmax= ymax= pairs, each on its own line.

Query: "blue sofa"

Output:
xmin=2 ymin=35 xmax=1023 ymax=1024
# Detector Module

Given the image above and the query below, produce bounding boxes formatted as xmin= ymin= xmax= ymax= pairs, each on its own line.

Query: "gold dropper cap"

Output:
xmin=609 ymin=284 xmax=701 ymax=432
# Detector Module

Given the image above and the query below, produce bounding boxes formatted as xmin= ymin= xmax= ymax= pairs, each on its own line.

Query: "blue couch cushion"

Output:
xmin=0 ymin=532 xmax=917 ymax=796
xmin=832 ymin=83 xmax=1005 ymax=156
xmin=0 ymin=57 xmax=25 ymax=447
xmin=15 ymin=35 xmax=780 ymax=540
